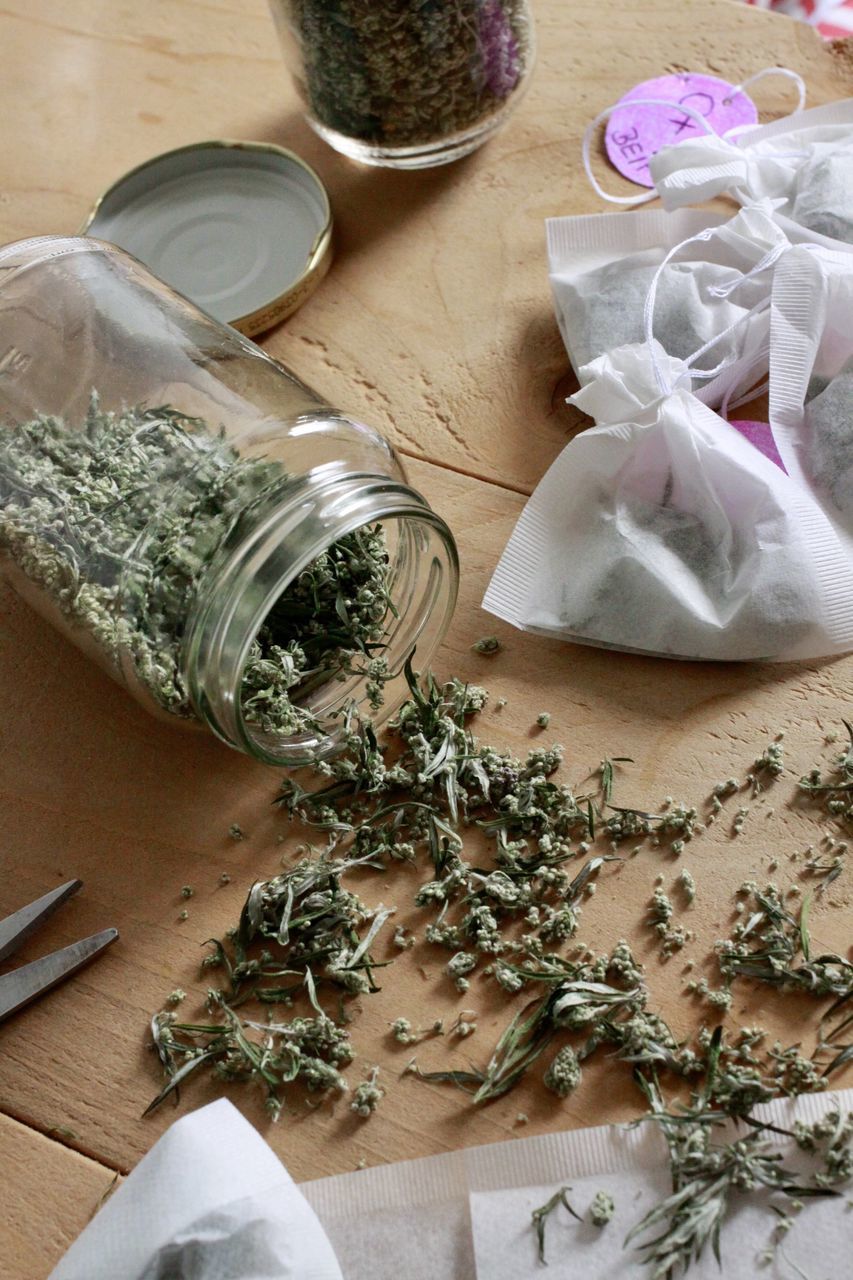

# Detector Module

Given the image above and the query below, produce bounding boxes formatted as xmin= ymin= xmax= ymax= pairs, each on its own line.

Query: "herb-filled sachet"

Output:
xmin=649 ymin=98 xmax=853 ymax=250
xmin=484 ymin=328 xmax=853 ymax=662
xmin=547 ymin=203 xmax=791 ymax=400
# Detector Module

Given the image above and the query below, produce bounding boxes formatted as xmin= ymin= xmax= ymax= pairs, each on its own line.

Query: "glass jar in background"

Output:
xmin=269 ymin=0 xmax=536 ymax=169
xmin=0 ymin=236 xmax=458 ymax=765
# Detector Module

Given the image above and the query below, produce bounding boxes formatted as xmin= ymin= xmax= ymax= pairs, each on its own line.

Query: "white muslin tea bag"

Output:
xmin=483 ymin=335 xmax=853 ymax=662
xmin=649 ymin=99 xmax=853 ymax=248
xmin=548 ymin=202 xmax=793 ymax=405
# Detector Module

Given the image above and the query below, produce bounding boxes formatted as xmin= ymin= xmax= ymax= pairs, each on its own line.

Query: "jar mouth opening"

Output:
xmin=185 ymin=476 xmax=458 ymax=767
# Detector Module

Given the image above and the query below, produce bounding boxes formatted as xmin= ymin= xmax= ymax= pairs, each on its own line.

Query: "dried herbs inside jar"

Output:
xmin=278 ymin=0 xmax=533 ymax=149
xmin=0 ymin=396 xmax=392 ymax=737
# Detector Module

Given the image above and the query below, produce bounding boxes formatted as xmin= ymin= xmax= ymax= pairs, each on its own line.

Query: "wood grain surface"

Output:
xmin=1 ymin=1 xmax=852 ymax=1276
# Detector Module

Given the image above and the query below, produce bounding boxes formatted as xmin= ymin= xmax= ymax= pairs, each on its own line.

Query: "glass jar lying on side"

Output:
xmin=269 ymin=0 xmax=536 ymax=169
xmin=0 ymin=236 xmax=458 ymax=765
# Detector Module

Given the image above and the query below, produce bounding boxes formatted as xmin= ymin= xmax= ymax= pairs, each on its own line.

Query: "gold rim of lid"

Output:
xmin=81 ymin=139 xmax=333 ymax=337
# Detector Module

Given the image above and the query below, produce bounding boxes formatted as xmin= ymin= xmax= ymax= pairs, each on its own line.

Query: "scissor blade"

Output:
xmin=0 ymin=879 xmax=83 ymax=964
xmin=0 ymin=928 xmax=118 ymax=1022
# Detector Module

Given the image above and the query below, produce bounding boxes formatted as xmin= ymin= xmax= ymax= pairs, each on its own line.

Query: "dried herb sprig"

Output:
xmin=605 ymin=800 xmax=702 ymax=850
xmin=799 ymin=719 xmax=853 ymax=824
xmin=716 ymin=885 xmax=853 ymax=998
xmin=531 ymin=1185 xmax=580 ymax=1264
xmin=626 ymin=1072 xmax=847 ymax=1280
xmin=648 ymin=888 xmax=689 ymax=959
xmin=813 ymin=994 xmax=853 ymax=1080
xmin=351 ymin=1065 xmax=384 ymax=1117
xmin=414 ymin=941 xmax=656 ymax=1102
xmin=589 ymin=1190 xmax=615 ymax=1227
xmin=146 ymin=851 xmax=395 ymax=1115
xmin=747 ymin=734 xmax=785 ymax=797
xmin=147 ymin=983 xmax=353 ymax=1120
xmin=201 ymin=850 xmax=394 ymax=1005
xmin=472 ymin=636 xmax=502 ymax=656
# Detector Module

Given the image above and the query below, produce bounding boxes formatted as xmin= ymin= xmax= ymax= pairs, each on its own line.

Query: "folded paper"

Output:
xmin=48 ymin=1100 xmax=343 ymax=1280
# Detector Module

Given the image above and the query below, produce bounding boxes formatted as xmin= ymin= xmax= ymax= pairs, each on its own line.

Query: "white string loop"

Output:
xmin=582 ymin=98 xmax=718 ymax=206
xmin=722 ymin=66 xmax=807 ymax=134
xmin=672 ymin=296 xmax=773 ymax=395
xmin=705 ymin=241 xmax=788 ymax=298
xmin=644 ymin=240 xmax=776 ymax=399
xmin=643 ymin=229 xmax=718 ymax=393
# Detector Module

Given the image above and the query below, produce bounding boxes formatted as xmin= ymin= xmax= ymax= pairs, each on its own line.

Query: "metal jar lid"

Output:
xmin=82 ymin=140 xmax=333 ymax=337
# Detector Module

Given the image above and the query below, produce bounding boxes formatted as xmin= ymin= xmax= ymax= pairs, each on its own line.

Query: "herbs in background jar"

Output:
xmin=277 ymin=0 xmax=533 ymax=149
xmin=0 ymin=395 xmax=393 ymax=739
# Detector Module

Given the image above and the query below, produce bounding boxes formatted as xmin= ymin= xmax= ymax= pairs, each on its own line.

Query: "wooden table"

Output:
xmin=1 ymin=2 xmax=852 ymax=1275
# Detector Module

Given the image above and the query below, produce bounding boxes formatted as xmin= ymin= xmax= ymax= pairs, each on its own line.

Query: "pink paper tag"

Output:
xmin=730 ymin=419 xmax=787 ymax=472
xmin=605 ymin=73 xmax=758 ymax=188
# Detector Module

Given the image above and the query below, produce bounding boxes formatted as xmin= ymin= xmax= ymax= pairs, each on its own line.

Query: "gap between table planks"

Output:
xmin=1 ymin=0 xmax=853 ymax=1276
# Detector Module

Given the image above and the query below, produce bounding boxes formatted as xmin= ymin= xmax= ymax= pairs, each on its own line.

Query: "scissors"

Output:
xmin=0 ymin=879 xmax=118 ymax=1023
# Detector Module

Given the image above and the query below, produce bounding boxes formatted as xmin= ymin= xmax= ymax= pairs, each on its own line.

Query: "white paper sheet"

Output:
xmin=302 ymin=1089 xmax=853 ymax=1280
xmin=50 ymin=1091 xmax=853 ymax=1279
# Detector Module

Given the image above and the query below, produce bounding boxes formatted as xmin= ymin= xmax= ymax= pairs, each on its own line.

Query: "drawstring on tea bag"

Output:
xmin=641 ymin=220 xmax=785 ymax=395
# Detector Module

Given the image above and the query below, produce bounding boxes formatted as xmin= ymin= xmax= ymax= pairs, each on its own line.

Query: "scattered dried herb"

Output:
xmin=351 ymin=1065 xmax=384 ymax=1117
xmin=144 ymin=684 xmax=853 ymax=1275
xmin=531 ymin=1185 xmax=580 ymax=1264
xmin=415 ymin=941 xmax=660 ymax=1102
xmin=800 ymin=719 xmax=853 ymax=824
xmin=627 ymin=1073 xmax=849 ymax=1280
xmin=276 ymin=661 xmax=614 ymax=996
xmin=717 ymin=885 xmax=853 ymax=999
xmin=534 ymin=1030 xmax=849 ymax=1273
xmin=589 ymin=1190 xmax=615 ymax=1227
xmin=472 ymin=635 xmax=502 ymax=656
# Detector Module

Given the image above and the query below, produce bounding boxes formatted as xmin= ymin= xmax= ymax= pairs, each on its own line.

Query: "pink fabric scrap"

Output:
xmin=742 ymin=0 xmax=853 ymax=38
